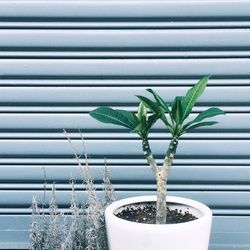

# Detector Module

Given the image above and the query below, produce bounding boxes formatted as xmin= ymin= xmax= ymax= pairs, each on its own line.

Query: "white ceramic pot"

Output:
xmin=105 ymin=195 xmax=212 ymax=250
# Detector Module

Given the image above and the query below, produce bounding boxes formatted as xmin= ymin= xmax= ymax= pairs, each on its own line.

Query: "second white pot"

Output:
xmin=105 ymin=195 xmax=212 ymax=250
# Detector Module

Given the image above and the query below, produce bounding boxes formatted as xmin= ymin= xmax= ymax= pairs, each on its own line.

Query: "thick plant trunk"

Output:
xmin=156 ymin=173 xmax=167 ymax=224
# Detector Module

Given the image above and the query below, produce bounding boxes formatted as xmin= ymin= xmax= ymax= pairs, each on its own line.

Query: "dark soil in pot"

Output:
xmin=115 ymin=202 xmax=197 ymax=224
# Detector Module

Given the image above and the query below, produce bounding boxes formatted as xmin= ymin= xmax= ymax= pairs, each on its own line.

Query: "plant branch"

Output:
xmin=142 ymin=138 xmax=159 ymax=176
xmin=162 ymin=136 xmax=179 ymax=177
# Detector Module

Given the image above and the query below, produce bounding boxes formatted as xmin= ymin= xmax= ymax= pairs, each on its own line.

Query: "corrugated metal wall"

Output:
xmin=0 ymin=0 xmax=250 ymax=249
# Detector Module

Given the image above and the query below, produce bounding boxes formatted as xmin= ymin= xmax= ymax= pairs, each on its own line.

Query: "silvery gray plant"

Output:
xmin=29 ymin=133 xmax=115 ymax=250
xmin=90 ymin=76 xmax=225 ymax=224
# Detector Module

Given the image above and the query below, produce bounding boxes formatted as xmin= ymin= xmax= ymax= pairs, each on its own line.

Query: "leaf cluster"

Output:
xmin=90 ymin=76 xmax=225 ymax=139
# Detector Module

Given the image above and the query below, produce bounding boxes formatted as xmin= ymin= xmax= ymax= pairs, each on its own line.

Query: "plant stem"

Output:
xmin=142 ymin=138 xmax=159 ymax=177
xmin=155 ymin=137 xmax=179 ymax=224
xmin=162 ymin=137 xmax=179 ymax=176
xmin=156 ymin=171 xmax=167 ymax=224
xmin=142 ymin=137 xmax=179 ymax=224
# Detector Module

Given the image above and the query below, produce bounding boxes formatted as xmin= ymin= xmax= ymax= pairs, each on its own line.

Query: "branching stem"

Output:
xmin=142 ymin=136 xmax=179 ymax=224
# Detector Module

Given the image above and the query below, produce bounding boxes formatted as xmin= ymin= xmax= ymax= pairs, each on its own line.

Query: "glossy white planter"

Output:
xmin=105 ymin=196 xmax=212 ymax=250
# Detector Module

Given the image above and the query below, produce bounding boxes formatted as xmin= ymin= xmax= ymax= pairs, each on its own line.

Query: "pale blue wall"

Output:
xmin=0 ymin=1 xmax=249 ymax=249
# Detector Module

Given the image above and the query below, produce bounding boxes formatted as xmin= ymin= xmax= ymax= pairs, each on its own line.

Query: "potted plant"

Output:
xmin=89 ymin=76 xmax=225 ymax=250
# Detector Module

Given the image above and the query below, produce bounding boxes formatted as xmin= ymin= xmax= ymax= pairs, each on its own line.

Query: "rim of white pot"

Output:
xmin=105 ymin=195 xmax=212 ymax=228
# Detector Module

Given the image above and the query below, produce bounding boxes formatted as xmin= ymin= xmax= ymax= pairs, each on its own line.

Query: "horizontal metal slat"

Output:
xmin=0 ymin=1 xmax=250 ymax=18
xmin=3 ymin=51 xmax=250 ymax=59
xmin=1 ymin=29 xmax=250 ymax=48
xmin=0 ymin=113 xmax=244 ymax=130
xmin=209 ymin=216 xmax=250 ymax=247
xmin=0 ymin=86 xmax=248 ymax=103
xmin=0 ymin=207 xmax=248 ymax=216
xmin=0 ymin=79 xmax=249 ymax=86
xmin=1 ymin=132 xmax=250 ymax=140
xmin=1 ymin=59 xmax=250 ymax=76
xmin=1 ymin=183 xmax=250 ymax=192
xmin=2 ymin=21 xmax=250 ymax=29
xmin=210 ymin=244 xmax=250 ymax=250
xmin=0 ymin=165 xmax=249 ymax=184
xmin=0 ymin=106 xmax=247 ymax=113
xmin=0 ymin=190 xmax=248 ymax=209
xmin=0 ymin=139 xmax=249 ymax=156
xmin=0 ymin=158 xmax=248 ymax=166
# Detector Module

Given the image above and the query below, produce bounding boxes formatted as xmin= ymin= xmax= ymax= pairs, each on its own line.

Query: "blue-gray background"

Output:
xmin=0 ymin=1 xmax=249 ymax=249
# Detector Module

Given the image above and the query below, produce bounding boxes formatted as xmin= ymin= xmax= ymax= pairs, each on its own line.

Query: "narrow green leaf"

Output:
xmin=184 ymin=121 xmax=218 ymax=133
xmin=146 ymin=88 xmax=170 ymax=112
xmin=138 ymin=102 xmax=147 ymax=120
xmin=137 ymin=102 xmax=147 ymax=129
xmin=171 ymin=96 xmax=183 ymax=126
xmin=147 ymin=114 xmax=159 ymax=130
xmin=131 ymin=112 xmax=140 ymax=125
xmin=136 ymin=95 xmax=159 ymax=113
xmin=161 ymin=114 xmax=172 ymax=128
xmin=89 ymin=107 xmax=136 ymax=129
xmin=182 ymin=76 xmax=210 ymax=121
xmin=191 ymin=107 xmax=225 ymax=124
xmin=132 ymin=123 xmax=144 ymax=134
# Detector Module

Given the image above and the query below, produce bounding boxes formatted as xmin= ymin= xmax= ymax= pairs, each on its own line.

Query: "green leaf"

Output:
xmin=184 ymin=121 xmax=218 ymax=133
xmin=147 ymin=114 xmax=159 ymax=130
xmin=171 ymin=96 xmax=183 ymax=126
xmin=132 ymin=123 xmax=144 ymax=134
xmin=131 ymin=112 xmax=140 ymax=125
xmin=136 ymin=95 xmax=159 ymax=113
xmin=182 ymin=76 xmax=210 ymax=121
xmin=89 ymin=107 xmax=136 ymax=129
xmin=138 ymin=102 xmax=147 ymax=120
xmin=146 ymin=89 xmax=170 ymax=112
xmin=191 ymin=107 xmax=225 ymax=124
xmin=115 ymin=109 xmax=137 ymax=127
xmin=161 ymin=114 xmax=173 ymax=129
xmin=137 ymin=102 xmax=147 ymax=128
